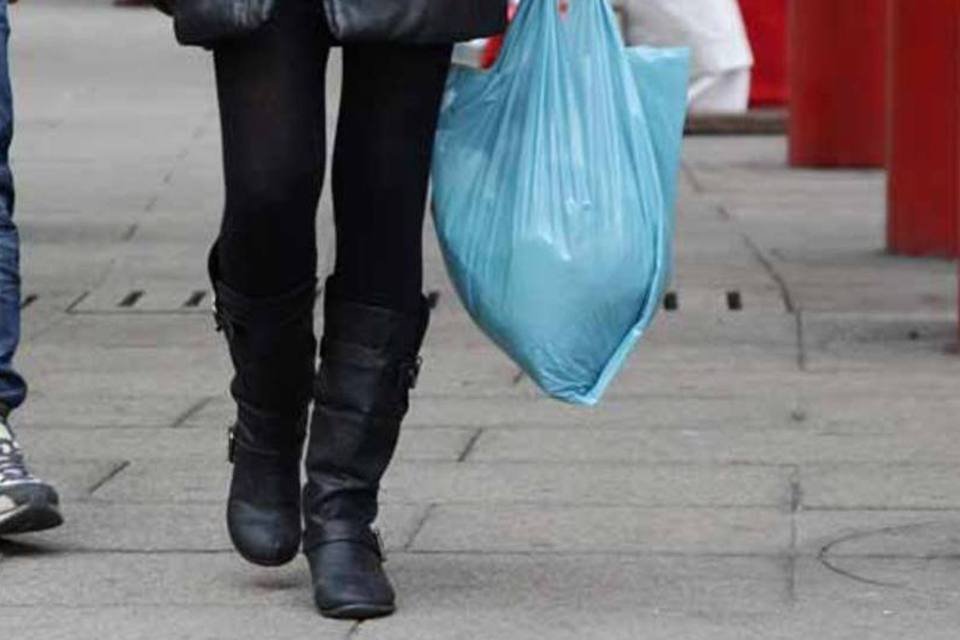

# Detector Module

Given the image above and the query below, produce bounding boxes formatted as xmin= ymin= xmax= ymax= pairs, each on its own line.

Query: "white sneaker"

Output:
xmin=0 ymin=416 xmax=63 ymax=535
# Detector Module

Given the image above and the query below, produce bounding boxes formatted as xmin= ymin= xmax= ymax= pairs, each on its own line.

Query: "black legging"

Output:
xmin=213 ymin=0 xmax=452 ymax=311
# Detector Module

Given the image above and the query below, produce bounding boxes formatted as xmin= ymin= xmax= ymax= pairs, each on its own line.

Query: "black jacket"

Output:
xmin=154 ymin=0 xmax=507 ymax=44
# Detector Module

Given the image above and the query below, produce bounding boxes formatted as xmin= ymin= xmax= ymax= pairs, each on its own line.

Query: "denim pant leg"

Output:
xmin=0 ymin=0 xmax=26 ymax=413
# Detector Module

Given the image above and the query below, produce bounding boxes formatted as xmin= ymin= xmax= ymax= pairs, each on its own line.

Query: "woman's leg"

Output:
xmin=211 ymin=3 xmax=329 ymax=567
xmin=215 ymin=3 xmax=329 ymax=296
xmin=303 ymin=42 xmax=452 ymax=620
xmin=328 ymin=42 xmax=453 ymax=312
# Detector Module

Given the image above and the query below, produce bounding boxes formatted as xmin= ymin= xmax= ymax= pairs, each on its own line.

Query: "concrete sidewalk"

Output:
xmin=3 ymin=1 xmax=960 ymax=638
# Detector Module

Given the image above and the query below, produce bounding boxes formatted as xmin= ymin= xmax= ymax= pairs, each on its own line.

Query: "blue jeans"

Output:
xmin=0 ymin=0 xmax=25 ymax=414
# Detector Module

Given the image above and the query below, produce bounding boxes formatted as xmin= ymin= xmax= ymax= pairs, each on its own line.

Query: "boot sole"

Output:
xmin=233 ymin=544 xmax=300 ymax=568
xmin=0 ymin=501 xmax=64 ymax=536
xmin=319 ymin=603 xmax=396 ymax=620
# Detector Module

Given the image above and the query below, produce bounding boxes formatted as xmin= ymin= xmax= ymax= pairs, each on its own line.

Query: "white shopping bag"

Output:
xmin=621 ymin=0 xmax=753 ymax=112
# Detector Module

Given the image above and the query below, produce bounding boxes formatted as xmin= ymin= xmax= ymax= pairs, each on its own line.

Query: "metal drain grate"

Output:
xmin=67 ymin=286 xmax=764 ymax=315
xmin=183 ymin=290 xmax=207 ymax=308
xmin=726 ymin=290 xmax=743 ymax=311
xmin=69 ymin=287 xmax=220 ymax=315
xmin=664 ymin=291 xmax=679 ymax=312
xmin=67 ymin=287 xmax=444 ymax=315
xmin=659 ymin=288 xmax=771 ymax=314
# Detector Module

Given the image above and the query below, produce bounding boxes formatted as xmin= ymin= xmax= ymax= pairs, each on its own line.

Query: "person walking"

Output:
xmin=0 ymin=0 xmax=63 ymax=536
xmin=622 ymin=0 xmax=754 ymax=113
xmin=174 ymin=0 xmax=504 ymax=621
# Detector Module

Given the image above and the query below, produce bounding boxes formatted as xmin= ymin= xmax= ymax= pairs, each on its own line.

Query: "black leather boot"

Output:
xmin=210 ymin=246 xmax=317 ymax=567
xmin=303 ymin=289 xmax=429 ymax=620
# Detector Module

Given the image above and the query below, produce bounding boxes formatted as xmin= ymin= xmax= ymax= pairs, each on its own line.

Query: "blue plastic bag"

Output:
xmin=431 ymin=0 xmax=689 ymax=405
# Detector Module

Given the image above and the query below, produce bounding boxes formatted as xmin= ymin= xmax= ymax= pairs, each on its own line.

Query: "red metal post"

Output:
xmin=887 ymin=0 xmax=960 ymax=258
xmin=788 ymin=0 xmax=888 ymax=167
xmin=739 ymin=0 xmax=788 ymax=107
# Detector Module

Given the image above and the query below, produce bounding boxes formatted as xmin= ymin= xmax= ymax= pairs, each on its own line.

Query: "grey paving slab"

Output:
xmin=610 ymin=313 xmax=800 ymax=374
xmin=410 ymin=505 xmax=790 ymax=554
xmin=17 ymin=214 xmax=133 ymax=246
xmin=802 ymin=312 xmax=960 ymax=373
xmin=28 ymin=459 xmax=127 ymax=501
xmin=93 ymin=459 xmax=792 ymax=508
xmin=5 ymin=502 xmax=426 ymax=553
xmin=33 ymin=314 xmax=215 ymax=347
xmin=787 ymin=268 xmax=958 ymax=315
xmin=18 ymin=290 xmax=86 ymax=342
xmin=795 ymin=391 xmax=960 ymax=433
xmin=800 ymin=464 xmax=960 ymax=510
xmin=385 ymin=553 xmax=789 ymax=616
xmin=0 ymin=552 xmax=789 ymax=622
xmin=22 ymin=116 xmax=205 ymax=163
xmin=0 ymin=552 xmax=313 ymax=606
xmin=357 ymin=611 xmax=749 ymax=640
xmin=357 ymin=608 xmax=960 ymax=640
xmin=687 ymin=161 xmax=885 ymax=198
xmin=14 ymin=158 xmax=167 ymax=214
xmin=17 ymin=343 xmax=230 ymax=398
xmin=20 ymin=244 xmax=116 ymax=291
xmin=599 ymin=369 xmax=809 ymax=400
xmin=790 ymin=370 xmax=960 ymax=400
xmin=796 ymin=510 xmax=960 ymax=557
xmin=86 ymin=241 xmax=211 ymax=283
xmin=1 ymin=606 xmax=351 ymax=640
xmin=14 ymin=391 xmax=207 ymax=430
xmin=467 ymin=425 xmax=960 ymax=465
xmin=378 ymin=462 xmax=791 ymax=508
xmin=599 ymin=369 xmax=960 ymax=402
xmin=794 ymin=556 xmax=960 ymax=611
xmin=414 ymin=347 xmax=528 ymax=397
xmin=188 ymin=393 xmax=805 ymax=431
xmin=17 ymin=426 xmax=476 ymax=464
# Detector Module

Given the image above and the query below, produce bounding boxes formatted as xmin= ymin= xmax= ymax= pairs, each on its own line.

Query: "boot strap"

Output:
xmin=227 ymin=426 xmax=303 ymax=463
xmin=212 ymin=278 xmax=318 ymax=336
xmin=303 ymin=520 xmax=385 ymax=560
xmin=321 ymin=339 xmax=423 ymax=391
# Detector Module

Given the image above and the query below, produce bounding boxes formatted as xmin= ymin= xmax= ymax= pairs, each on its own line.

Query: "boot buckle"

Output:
xmin=227 ymin=426 xmax=237 ymax=463
xmin=211 ymin=294 xmax=226 ymax=333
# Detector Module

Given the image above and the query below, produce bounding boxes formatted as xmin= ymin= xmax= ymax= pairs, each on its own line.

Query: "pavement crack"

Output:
xmin=795 ymin=310 xmax=808 ymax=371
xmin=787 ymin=467 xmax=801 ymax=602
xmin=681 ymin=161 xmax=705 ymax=193
xmin=86 ymin=460 xmax=131 ymax=497
xmin=788 ymin=467 xmax=803 ymax=514
xmin=404 ymin=504 xmax=437 ymax=551
xmin=718 ymin=205 xmax=806 ymax=370
xmin=718 ymin=205 xmax=796 ymax=314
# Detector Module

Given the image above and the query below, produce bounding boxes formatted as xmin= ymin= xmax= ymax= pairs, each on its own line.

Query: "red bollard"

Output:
xmin=887 ymin=0 xmax=960 ymax=258
xmin=788 ymin=0 xmax=888 ymax=167
xmin=739 ymin=0 xmax=789 ymax=107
